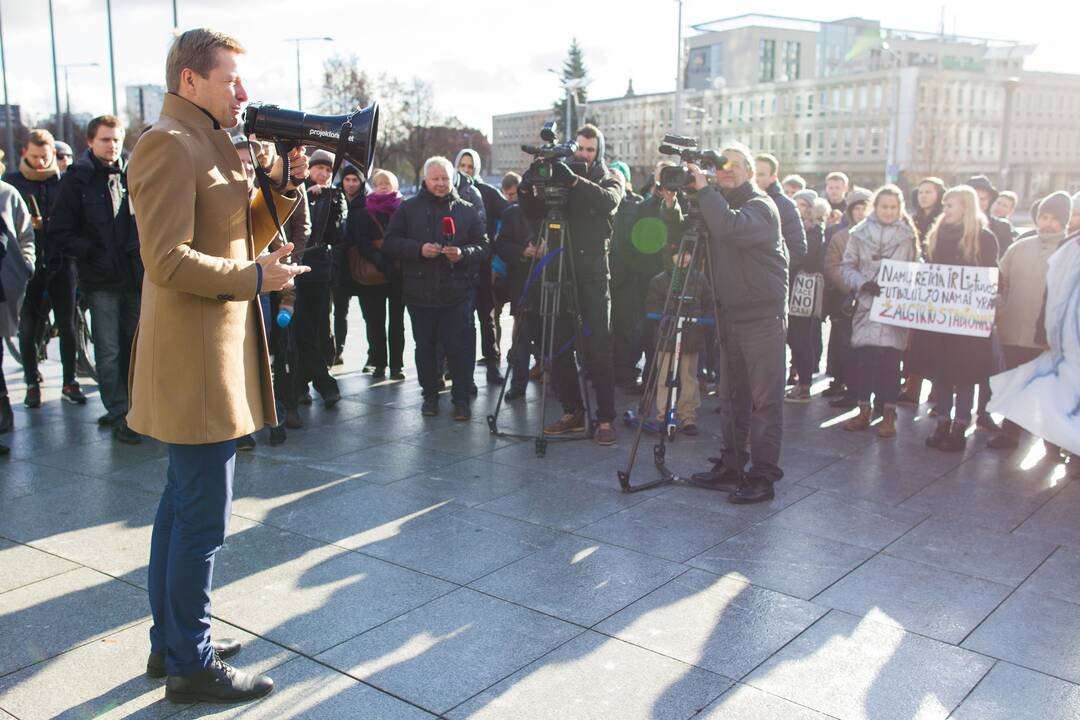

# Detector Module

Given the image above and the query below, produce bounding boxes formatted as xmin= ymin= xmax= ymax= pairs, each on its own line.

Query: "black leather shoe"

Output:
xmin=323 ymin=391 xmax=341 ymax=409
xmin=505 ymin=387 xmax=526 ymax=400
xmin=147 ymin=639 xmax=241 ymax=679
xmin=687 ymin=465 xmax=742 ymax=492
xmin=236 ymin=434 xmax=256 ymax=451
xmin=113 ymin=419 xmax=142 ymax=445
xmin=728 ymin=477 xmax=775 ymax=504
xmin=165 ymin=653 xmax=272 ymax=704
xmin=453 ymin=404 xmax=472 ymax=421
xmin=0 ymin=396 xmax=13 ymax=434
xmin=269 ymin=425 xmax=287 ymax=447
xmin=421 ymin=398 xmax=439 ymax=416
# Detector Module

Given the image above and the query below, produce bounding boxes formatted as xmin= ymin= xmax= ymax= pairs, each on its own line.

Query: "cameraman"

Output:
xmin=686 ymin=142 xmax=787 ymax=504
xmin=519 ymin=124 xmax=625 ymax=446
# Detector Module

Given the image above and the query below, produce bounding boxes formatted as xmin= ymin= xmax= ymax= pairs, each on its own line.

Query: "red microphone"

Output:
xmin=441 ymin=216 xmax=455 ymax=246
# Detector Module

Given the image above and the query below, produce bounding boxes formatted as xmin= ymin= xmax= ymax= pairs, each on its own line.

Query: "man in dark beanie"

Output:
xmin=332 ymin=163 xmax=365 ymax=366
xmin=295 ymin=148 xmax=345 ymax=407
xmin=965 ymin=175 xmax=1014 ymax=257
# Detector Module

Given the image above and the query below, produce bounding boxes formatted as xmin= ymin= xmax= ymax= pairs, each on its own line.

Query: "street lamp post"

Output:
xmin=0 ymin=0 xmax=13 ymax=165
xmin=48 ymin=0 xmax=62 ymax=135
xmin=286 ymin=36 xmax=332 ymax=111
xmin=105 ymin=0 xmax=118 ymax=115
xmin=60 ymin=62 xmax=100 ymax=143
xmin=673 ymin=0 xmax=683 ymax=135
xmin=999 ymin=77 xmax=1020 ymax=190
xmin=882 ymin=41 xmax=902 ymax=186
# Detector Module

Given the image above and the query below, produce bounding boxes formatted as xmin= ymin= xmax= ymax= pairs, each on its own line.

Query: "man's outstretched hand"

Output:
xmin=258 ymin=242 xmax=310 ymax=292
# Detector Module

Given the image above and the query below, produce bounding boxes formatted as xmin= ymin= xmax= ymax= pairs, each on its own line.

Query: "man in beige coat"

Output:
xmin=128 ymin=29 xmax=309 ymax=704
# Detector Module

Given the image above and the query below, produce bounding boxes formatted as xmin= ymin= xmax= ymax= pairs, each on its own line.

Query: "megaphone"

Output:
xmin=243 ymin=102 xmax=380 ymax=176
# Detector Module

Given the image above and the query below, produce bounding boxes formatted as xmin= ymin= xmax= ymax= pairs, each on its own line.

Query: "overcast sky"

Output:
xmin=2 ymin=0 xmax=1075 ymax=139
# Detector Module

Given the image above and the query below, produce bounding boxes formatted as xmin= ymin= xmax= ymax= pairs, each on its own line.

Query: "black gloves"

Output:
xmin=551 ymin=161 xmax=576 ymax=187
xmin=860 ymin=281 xmax=881 ymax=297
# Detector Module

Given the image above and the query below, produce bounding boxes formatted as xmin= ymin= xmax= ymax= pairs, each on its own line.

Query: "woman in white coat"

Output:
xmin=0 ymin=177 xmax=37 ymax=442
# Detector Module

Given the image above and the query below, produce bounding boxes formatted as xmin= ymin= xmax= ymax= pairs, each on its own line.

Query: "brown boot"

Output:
xmin=843 ymin=404 xmax=872 ymax=432
xmin=544 ymin=411 xmax=586 ymax=436
xmin=877 ymin=407 xmax=897 ymax=438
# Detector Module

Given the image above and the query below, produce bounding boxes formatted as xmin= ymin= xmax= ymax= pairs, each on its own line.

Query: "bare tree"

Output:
xmin=400 ymin=77 xmax=441 ymax=188
xmin=319 ymin=54 xmax=373 ymax=115
xmin=371 ymin=72 xmax=407 ymax=173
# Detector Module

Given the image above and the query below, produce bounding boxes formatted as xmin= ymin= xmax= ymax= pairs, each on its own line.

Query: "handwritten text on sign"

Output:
xmin=870 ymin=259 xmax=998 ymax=338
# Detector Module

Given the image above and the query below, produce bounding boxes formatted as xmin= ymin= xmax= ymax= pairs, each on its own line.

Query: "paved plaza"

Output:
xmin=1 ymin=315 xmax=1078 ymax=719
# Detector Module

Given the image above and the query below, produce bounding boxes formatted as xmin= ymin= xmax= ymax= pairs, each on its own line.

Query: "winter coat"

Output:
xmin=764 ymin=181 xmax=807 ymax=272
xmin=297 ymin=180 xmax=347 ymax=285
xmin=48 ymin=149 xmax=141 ymax=290
xmin=908 ymin=223 xmax=1000 ymax=385
xmin=0 ymin=182 xmax=35 ymax=336
xmin=493 ymin=203 xmax=539 ymax=315
xmin=987 ymin=215 xmax=1013 ymax=259
xmin=3 ymin=160 xmax=61 ymax=268
xmin=697 ymin=181 xmax=788 ymax=323
xmin=840 ymin=213 xmax=919 ymax=351
xmin=519 ymin=159 xmax=624 ymax=277
xmin=997 ymin=231 xmax=1063 ymax=349
xmin=126 ymin=92 xmax=302 ymax=444
xmin=383 ymin=185 xmax=487 ymax=307
xmin=342 ymin=195 xmax=402 ymax=290
xmin=823 ymin=225 xmax=853 ymax=318
xmin=912 ymin=206 xmax=942 ymax=246
xmin=645 ymin=266 xmax=714 ymax=354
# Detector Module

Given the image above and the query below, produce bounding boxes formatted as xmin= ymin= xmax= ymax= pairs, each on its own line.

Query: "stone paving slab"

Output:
xmin=316 ymin=587 xmax=581 ymax=714
xmin=595 ymin=569 xmax=827 ymax=679
xmin=884 ymin=516 xmax=1056 ymax=587
xmin=814 ymin=554 xmax=1012 ymax=643
xmin=210 ymin=516 xmax=455 ymax=656
xmin=686 ymin=524 xmax=875 ymax=599
xmin=950 ymin=661 xmax=1080 ymax=720
xmin=469 ymin=535 xmax=686 ymax=627
xmin=698 ymin=684 xmax=834 ymax=719
xmin=745 ymin=610 xmax=994 ymax=720
xmin=447 ymin=630 xmax=732 ymax=720
xmin=0 ymin=567 xmax=148 ymax=677
xmin=760 ymin=491 xmax=928 ymax=551
xmin=962 ymin=589 xmax=1080 ymax=684
xmin=170 ymin=655 xmax=436 ymax=719
xmin=0 ymin=538 xmax=79 ymax=595
xmin=0 ymin=620 xmax=292 ymax=720
xmin=1019 ymin=545 xmax=1080 ymax=605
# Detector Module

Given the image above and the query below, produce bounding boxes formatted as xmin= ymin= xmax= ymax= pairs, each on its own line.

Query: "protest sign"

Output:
xmin=870 ymin=259 xmax=998 ymax=337
xmin=790 ymin=272 xmax=823 ymax=318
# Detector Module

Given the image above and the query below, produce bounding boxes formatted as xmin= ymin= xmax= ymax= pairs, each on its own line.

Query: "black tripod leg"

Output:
xmin=488 ymin=255 xmax=540 ymax=437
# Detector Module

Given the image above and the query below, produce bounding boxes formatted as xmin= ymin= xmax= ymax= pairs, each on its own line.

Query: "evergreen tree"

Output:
xmin=552 ymin=38 xmax=588 ymax=136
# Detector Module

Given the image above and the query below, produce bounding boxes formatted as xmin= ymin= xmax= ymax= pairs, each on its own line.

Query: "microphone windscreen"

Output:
xmin=441 ymin=216 xmax=456 ymax=236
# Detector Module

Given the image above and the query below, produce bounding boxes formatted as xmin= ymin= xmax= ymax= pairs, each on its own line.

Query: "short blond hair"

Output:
xmin=166 ymin=28 xmax=245 ymax=94
xmin=370 ymin=169 xmax=399 ymax=192
xmin=755 ymin=154 xmax=779 ymax=176
xmin=26 ymin=129 xmax=55 ymax=149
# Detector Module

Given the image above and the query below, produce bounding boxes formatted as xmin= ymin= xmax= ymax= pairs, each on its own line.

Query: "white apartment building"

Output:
xmin=492 ymin=15 xmax=1080 ymax=200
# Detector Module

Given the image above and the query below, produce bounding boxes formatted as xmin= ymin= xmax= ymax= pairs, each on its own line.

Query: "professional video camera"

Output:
xmin=657 ymin=134 xmax=727 ymax=192
xmin=522 ymin=121 xmax=580 ymax=205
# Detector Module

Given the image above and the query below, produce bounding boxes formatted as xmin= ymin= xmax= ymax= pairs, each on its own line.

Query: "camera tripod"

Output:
xmin=617 ymin=195 xmax=740 ymax=493
xmin=487 ymin=187 xmax=595 ymax=457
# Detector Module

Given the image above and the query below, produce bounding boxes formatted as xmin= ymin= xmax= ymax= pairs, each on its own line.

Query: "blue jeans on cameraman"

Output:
xmin=84 ymin=286 xmax=140 ymax=417
xmin=148 ymin=439 xmax=236 ymax=676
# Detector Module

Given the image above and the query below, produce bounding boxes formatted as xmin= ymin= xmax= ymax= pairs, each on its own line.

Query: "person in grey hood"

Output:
xmin=456 ymin=148 xmax=508 ymax=382
xmin=685 ymin=141 xmax=788 ymax=505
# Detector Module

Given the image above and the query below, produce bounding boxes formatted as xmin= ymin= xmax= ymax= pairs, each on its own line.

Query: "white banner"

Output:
xmin=869 ymin=259 xmax=998 ymax=338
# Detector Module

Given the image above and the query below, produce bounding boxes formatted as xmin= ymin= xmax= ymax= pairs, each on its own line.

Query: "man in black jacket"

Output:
xmin=3 ymin=128 xmax=84 ymax=408
xmin=688 ymin=142 xmax=788 ymax=504
xmin=49 ymin=116 xmax=141 ymax=442
xmin=295 ymin=150 xmax=345 ymax=408
xmin=754 ymin=154 xmax=806 ymax=272
xmin=519 ymin=124 xmax=625 ymax=446
xmin=384 ymin=156 xmax=487 ymax=419
xmin=456 ymin=149 xmax=508 ymax=382
xmin=493 ymin=200 xmax=539 ymax=400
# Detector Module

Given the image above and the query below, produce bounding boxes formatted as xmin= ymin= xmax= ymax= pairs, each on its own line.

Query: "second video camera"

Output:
xmin=658 ymin=134 xmax=727 ymax=191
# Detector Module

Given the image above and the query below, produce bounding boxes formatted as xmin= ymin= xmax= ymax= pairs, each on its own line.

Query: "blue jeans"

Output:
xmin=148 ymin=440 xmax=236 ymax=676
xmin=83 ymin=287 xmax=140 ymax=416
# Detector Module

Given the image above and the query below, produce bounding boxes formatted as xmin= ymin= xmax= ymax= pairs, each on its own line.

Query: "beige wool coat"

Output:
xmin=126 ymin=93 xmax=299 ymax=444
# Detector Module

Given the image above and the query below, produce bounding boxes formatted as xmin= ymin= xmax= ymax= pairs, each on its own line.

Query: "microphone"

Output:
xmin=441 ymin=216 xmax=455 ymax=246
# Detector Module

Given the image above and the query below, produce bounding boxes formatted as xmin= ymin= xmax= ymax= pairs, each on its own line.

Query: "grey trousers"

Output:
xmin=716 ymin=315 xmax=786 ymax=483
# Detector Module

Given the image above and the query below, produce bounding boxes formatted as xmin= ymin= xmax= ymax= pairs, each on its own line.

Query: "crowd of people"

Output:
xmin=1 ymin=27 xmax=1074 ymax=704
xmin=0 ymin=108 xmax=1077 ymax=486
